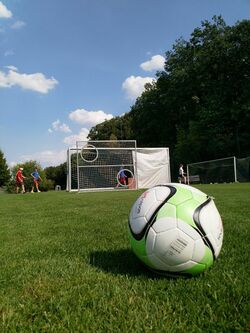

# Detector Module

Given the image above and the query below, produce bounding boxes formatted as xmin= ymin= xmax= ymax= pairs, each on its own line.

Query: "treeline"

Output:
xmin=88 ymin=16 xmax=250 ymax=173
xmin=0 ymin=153 xmax=67 ymax=192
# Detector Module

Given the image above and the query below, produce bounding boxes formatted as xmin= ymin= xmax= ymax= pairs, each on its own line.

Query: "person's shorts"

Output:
xmin=33 ymin=179 xmax=39 ymax=185
xmin=16 ymin=180 xmax=23 ymax=187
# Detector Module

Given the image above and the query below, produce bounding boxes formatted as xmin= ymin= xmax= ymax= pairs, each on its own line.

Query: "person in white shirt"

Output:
xmin=178 ymin=164 xmax=186 ymax=184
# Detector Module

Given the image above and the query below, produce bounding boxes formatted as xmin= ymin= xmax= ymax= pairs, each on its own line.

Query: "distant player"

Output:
xmin=30 ymin=167 xmax=42 ymax=193
xmin=117 ymin=167 xmax=128 ymax=187
xmin=16 ymin=167 xmax=26 ymax=194
xmin=178 ymin=164 xmax=187 ymax=184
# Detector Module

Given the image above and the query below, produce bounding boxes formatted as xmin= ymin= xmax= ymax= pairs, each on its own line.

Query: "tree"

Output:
xmin=0 ymin=149 xmax=11 ymax=186
xmin=130 ymin=16 xmax=250 ymax=166
xmin=88 ymin=113 xmax=134 ymax=141
xmin=44 ymin=162 xmax=67 ymax=189
xmin=11 ymin=161 xmax=53 ymax=192
xmin=87 ymin=17 xmax=250 ymax=175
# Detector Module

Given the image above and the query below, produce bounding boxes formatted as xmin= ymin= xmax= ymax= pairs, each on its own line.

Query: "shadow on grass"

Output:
xmin=89 ymin=248 xmax=153 ymax=277
xmin=89 ymin=248 xmax=183 ymax=279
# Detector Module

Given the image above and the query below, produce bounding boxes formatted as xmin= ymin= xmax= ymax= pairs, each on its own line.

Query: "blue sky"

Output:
xmin=0 ymin=0 xmax=249 ymax=167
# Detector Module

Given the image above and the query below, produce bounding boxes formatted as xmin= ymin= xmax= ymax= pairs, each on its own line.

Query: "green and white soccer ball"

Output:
xmin=128 ymin=184 xmax=223 ymax=276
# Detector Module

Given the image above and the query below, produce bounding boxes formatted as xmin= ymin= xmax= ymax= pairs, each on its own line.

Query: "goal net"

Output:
xmin=71 ymin=140 xmax=137 ymax=191
xmin=187 ymin=156 xmax=237 ymax=184
xmin=67 ymin=141 xmax=171 ymax=192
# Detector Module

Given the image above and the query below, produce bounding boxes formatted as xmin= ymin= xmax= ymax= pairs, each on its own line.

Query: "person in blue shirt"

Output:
xmin=116 ymin=166 xmax=128 ymax=187
xmin=30 ymin=167 xmax=42 ymax=193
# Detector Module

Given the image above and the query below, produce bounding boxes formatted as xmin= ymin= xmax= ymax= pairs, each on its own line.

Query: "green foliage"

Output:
xmin=88 ymin=113 xmax=134 ymax=141
xmin=0 ymin=184 xmax=249 ymax=331
xmin=0 ymin=149 xmax=11 ymax=186
xmin=44 ymin=162 xmax=67 ymax=189
xmin=10 ymin=161 xmax=52 ymax=193
xmin=87 ymin=17 xmax=250 ymax=175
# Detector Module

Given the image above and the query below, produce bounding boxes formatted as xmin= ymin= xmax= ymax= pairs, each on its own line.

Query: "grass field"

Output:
xmin=0 ymin=183 xmax=249 ymax=332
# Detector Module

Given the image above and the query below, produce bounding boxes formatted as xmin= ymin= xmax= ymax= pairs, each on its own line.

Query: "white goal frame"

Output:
xmin=67 ymin=141 xmax=171 ymax=192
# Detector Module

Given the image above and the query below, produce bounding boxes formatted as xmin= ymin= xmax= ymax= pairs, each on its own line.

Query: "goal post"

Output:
xmin=66 ymin=147 xmax=79 ymax=191
xmin=67 ymin=141 xmax=171 ymax=192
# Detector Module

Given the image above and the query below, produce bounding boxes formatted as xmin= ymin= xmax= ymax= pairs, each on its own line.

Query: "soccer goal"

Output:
xmin=187 ymin=156 xmax=237 ymax=184
xmin=66 ymin=140 xmax=171 ymax=192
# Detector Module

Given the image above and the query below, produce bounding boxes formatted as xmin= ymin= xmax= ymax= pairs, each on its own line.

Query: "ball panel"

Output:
xmin=145 ymin=200 xmax=163 ymax=222
xmin=151 ymin=217 xmax=177 ymax=233
xmin=130 ymin=189 xmax=157 ymax=219
xmin=153 ymin=229 xmax=179 ymax=264
xmin=170 ymin=183 xmax=208 ymax=200
xmin=177 ymin=218 xmax=202 ymax=241
xmin=186 ymin=247 xmax=214 ymax=275
xmin=182 ymin=262 xmax=207 ymax=275
xmin=129 ymin=186 xmax=173 ymax=235
xmin=128 ymin=230 xmax=147 ymax=258
xmin=145 ymin=227 xmax=156 ymax=255
xmin=157 ymin=202 xmax=176 ymax=220
xmin=176 ymin=199 xmax=202 ymax=228
xmin=129 ymin=216 xmax=147 ymax=235
xmin=154 ymin=186 xmax=172 ymax=201
xmin=192 ymin=238 xmax=206 ymax=262
xmin=154 ymin=229 xmax=195 ymax=266
xmin=198 ymin=245 xmax=213 ymax=267
xmin=147 ymin=257 xmax=204 ymax=273
xmin=167 ymin=185 xmax=193 ymax=206
xmin=146 ymin=253 xmax=170 ymax=271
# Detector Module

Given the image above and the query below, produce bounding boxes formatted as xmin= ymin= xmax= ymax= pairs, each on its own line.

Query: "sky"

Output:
xmin=0 ymin=0 xmax=250 ymax=168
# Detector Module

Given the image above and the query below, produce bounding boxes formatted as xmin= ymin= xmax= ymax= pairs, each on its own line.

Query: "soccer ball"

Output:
xmin=128 ymin=183 xmax=223 ymax=276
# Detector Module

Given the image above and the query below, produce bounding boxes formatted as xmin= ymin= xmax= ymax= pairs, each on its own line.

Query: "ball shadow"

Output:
xmin=89 ymin=248 xmax=183 ymax=279
xmin=89 ymin=248 xmax=154 ymax=277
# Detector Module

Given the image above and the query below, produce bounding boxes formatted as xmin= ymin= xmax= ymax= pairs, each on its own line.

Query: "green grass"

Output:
xmin=0 ymin=184 xmax=249 ymax=332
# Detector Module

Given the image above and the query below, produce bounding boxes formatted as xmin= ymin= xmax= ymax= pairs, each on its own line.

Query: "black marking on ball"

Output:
xmin=129 ymin=185 xmax=177 ymax=241
xmin=193 ymin=198 xmax=216 ymax=260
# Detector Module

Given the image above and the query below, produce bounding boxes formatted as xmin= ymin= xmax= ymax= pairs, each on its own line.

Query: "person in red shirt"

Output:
xmin=16 ymin=167 xmax=26 ymax=194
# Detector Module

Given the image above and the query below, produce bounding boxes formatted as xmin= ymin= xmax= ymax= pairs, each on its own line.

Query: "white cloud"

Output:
xmin=5 ymin=65 xmax=17 ymax=71
xmin=122 ymin=75 xmax=155 ymax=100
xmin=63 ymin=128 xmax=90 ymax=145
xmin=58 ymin=123 xmax=71 ymax=133
xmin=0 ymin=66 xmax=58 ymax=93
xmin=69 ymin=108 xmax=113 ymax=127
xmin=48 ymin=119 xmax=71 ymax=133
xmin=11 ymin=20 xmax=26 ymax=29
xmin=140 ymin=55 xmax=165 ymax=72
xmin=19 ymin=149 xmax=67 ymax=167
xmin=0 ymin=2 xmax=12 ymax=18
xmin=4 ymin=50 xmax=14 ymax=57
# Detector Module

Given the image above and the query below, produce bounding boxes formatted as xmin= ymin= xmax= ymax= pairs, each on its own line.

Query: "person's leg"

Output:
xmin=35 ymin=181 xmax=40 ymax=192
xmin=21 ymin=183 xmax=25 ymax=193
